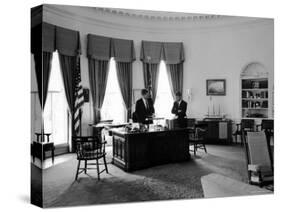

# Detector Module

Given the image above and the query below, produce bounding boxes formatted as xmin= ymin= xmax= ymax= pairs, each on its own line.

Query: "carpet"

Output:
xmin=38 ymin=145 xmax=249 ymax=208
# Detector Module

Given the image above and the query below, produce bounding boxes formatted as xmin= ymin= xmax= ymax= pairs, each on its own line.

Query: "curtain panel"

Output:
xmin=58 ymin=54 xmax=79 ymax=152
xmin=57 ymin=27 xmax=81 ymax=152
xmin=116 ymin=62 xmax=133 ymax=120
xmin=111 ymin=38 xmax=135 ymax=120
xmin=31 ymin=22 xmax=56 ymax=109
xmin=163 ymin=42 xmax=185 ymax=100
xmin=31 ymin=23 xmax=81 ymax=150
xmin=143 ymin=63 xmax=160 ymax=103
xmin=87 ymin=34 xmax=111 ymax=124
xmin=33 ymin=52 xmax=53 ymax=109
xmin=166 ymin=63 xmax=183 ymax=100
xmin=88 ymin=59 xmax=109 ymax=124
xmin=58 ymin=55 xmax=77 ymax=114
xmin=87 ymin=34 xmax=136 ymax=123
xmin=140 ymin=41 xmax=163 ymax=102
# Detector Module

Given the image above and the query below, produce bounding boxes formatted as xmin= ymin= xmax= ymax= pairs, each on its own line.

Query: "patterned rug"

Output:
xmin=35 ymin=145 xmax=248 ymax=208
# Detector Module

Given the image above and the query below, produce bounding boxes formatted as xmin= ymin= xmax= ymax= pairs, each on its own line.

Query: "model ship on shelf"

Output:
xmin=205 ymin=104 xmax=226 ymax=121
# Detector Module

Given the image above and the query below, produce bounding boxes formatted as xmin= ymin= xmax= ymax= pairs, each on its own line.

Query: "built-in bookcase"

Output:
xmin=241 ymin=78 xmax=268 ymax=118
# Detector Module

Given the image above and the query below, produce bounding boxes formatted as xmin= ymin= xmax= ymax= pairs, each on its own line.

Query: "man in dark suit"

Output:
xmin=135 ymin=89 xmax=155 ymax=124
xmin=171 ymin=91 xmax=187 ymax=128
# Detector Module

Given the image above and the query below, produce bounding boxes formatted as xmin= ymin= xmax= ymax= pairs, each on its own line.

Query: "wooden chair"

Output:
xmin=187 ymin=118 xmax=196 ymax=128
xmin=256 ymin=119 xmax=274 ymax=167
xmin=73 ymin=136 xmax=109 ymax=181
xmin=189 ymin=123 xmax=208 ymax=156
xmin=243 ymin=131 xmax=273 ymax=187
xmin=233 ymin=119 xmax=255 ymax=145
xmin=256 ymin=119 xmax=273 ymax=141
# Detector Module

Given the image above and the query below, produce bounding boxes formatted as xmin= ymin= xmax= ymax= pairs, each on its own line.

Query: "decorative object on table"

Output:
xmin=206 ymin=79 xmax=226 ymax=96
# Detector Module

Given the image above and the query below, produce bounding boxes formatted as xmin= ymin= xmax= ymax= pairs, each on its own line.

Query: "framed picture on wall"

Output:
xmin=206 ymin=79 xmax=226 ymax=96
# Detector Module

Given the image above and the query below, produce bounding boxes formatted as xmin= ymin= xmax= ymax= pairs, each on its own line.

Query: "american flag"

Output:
xmin=73 ymin=56 xmax=85 ymax=136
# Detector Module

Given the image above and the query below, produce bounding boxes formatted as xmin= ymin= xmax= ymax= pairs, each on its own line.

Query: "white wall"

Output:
xmin=39 ymin=5 xmax=273 ymax=135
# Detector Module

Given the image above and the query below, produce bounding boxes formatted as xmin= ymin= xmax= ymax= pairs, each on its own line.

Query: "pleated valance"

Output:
xmin=87 ymin=34 xmax=111 ymax=61
xmin=87 ymin=34 xmax=136 ymax=62
xmin=56 ymin=26 xmax=81 ymax=56
xmin=31 ymin=22 xmax=56 ymax=53
xmin=140 ymin=41 xmax=163 ymax=64
xmin=140 ymin=41 xmax=185 ymax=64
xmin=163 ymin=42 xmax=185 ymax=64
xmin=31 ymin=22 xmax=81 ymax=56
xmin=111 ymin=38 xmax=135 ymax=62
xmin=42 ymin=23 xmax=56 ymax=53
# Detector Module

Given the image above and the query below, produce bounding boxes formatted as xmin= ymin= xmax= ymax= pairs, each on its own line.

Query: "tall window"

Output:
xmin=154 ymin=61 xmax=174 ymax=119
xmin=43 ymin=52 xmax=68 ymax=145
xmin=101 ymin=58 xmax=126 ymax=123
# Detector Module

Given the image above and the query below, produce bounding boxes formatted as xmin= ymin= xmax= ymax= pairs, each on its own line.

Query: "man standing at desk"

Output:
xmin=171 ymin=91 xmax=187 ymax=128
xmin=135 ymin=89 xmax=155 ymax=124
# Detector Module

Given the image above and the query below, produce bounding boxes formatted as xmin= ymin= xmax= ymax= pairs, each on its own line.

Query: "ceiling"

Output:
xmin=41 ymin=4 xmax=271 ymax=32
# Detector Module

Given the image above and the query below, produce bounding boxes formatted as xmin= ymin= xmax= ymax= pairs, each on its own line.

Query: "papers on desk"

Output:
xmin=94 ymin=122 xmax=129 ymax=128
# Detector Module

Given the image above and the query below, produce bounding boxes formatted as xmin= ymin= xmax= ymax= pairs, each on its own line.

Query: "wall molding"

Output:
xmin=43 ymin=4 xmax=273 ymax=34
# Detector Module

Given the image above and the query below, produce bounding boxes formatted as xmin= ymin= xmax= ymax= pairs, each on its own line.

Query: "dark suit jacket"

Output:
xmin=171 ymin=100 xmax=187 ymax=128
xmin=171 ymin=100 xmax=187 ymax=119
xmin=135 ymin=98 xmax=155 ymax=124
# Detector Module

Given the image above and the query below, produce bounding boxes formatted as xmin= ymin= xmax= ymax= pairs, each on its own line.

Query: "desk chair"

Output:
xmin=73 ymin=136 xmax=108 ymax=181
xmin=243 ymin=132 xmax=273 ymax=187
xmin=256 ymin=119 xmax=273 ymax=140
xmin=256 ymin=119 xmax=274 ymax=167
xmin=187 ymin=118 xmax=196 ymax=128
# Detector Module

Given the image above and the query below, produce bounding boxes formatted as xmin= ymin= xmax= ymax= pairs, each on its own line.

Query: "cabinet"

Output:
xmin=241 ymin=78 xmax=268 ymax=118
xmin=198 ymin=119 xmax=232 ymax=143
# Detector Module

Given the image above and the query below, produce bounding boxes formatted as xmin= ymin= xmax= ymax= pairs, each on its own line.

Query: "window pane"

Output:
xmin=154 ymin=61 xmax=174 ymax=119
xmin=101 ymin=59 xmax=125 ymax=123
xmin=43 ymin=52 xmax=68 ymax=145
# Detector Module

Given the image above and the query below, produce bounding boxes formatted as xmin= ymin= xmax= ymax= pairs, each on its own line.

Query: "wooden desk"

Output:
xmin=111 ymin=128 xmax=190 ymax=172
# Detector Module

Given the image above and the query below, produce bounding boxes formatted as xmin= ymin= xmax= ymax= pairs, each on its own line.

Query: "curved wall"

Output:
xmin=32 ymin=4 xmax=274 ymax=134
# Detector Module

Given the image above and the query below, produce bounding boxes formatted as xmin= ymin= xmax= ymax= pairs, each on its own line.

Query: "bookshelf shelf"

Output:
xmin=241 ymin=78 xmax=268 ymax=118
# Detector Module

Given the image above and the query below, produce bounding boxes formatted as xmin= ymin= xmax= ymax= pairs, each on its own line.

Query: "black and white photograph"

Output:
xmin=29 ymin=2 xmax=275 ymax=209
